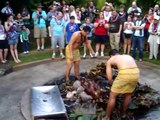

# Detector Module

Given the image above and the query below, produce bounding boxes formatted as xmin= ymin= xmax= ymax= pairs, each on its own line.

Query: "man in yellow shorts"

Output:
xmin=103 ymin=49 xmax=140 ymax=120
xmin=65 ymin=26 xmax=95 ymax=81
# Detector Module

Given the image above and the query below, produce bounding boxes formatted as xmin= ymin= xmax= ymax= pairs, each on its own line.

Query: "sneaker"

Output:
xmin=90 ymin=53 xmax=94 ymax=58
xmin=82 ymin=54 xmax=86 ymax=59
xmin=41 ymin=46 xmax=44 ymax=50
xmin=101 ymin=52 xmax=104 ymax=57
xmin=95 ymin=52 xmax=99 ymax=57
xmin=26 ymin=51 xmax=29 ymax=54
xmin=37 ymin=47 xmax=40 ymax=51
xmin=23 ymin=51 xmax=27 ymax=54
xmin=52 ymin=53 xmax=56 ymax=59
xmin=60 ymin=53 xmax=65 ymax=59
xmin=139 ymin=59 xmax=142 ymax=62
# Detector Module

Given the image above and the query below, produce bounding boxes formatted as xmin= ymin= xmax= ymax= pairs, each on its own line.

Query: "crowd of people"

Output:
xmin=0 ymin=1 xmax=160 ymax=119
xmin=0 ymin=0 xmax=160 ymax=64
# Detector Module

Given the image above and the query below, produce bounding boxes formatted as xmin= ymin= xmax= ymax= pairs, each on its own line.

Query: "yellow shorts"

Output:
xmin=65 ymin=45 xmax=81 ymax=64
xmin=111 ymin=68 xmax=139 ymax=94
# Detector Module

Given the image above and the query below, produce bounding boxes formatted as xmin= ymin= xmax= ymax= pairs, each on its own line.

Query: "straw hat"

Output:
xmin=36 ymin=3 xmax=43 ymax=8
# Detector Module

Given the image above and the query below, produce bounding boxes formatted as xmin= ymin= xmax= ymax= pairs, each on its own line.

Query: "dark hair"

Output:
xmin=109 ymin=49 xmax=119 ymax=56
xmin=83 ymin=26 xmax=91 ymax=32
xmin=70 ymin=16 xmax=75 ymax=19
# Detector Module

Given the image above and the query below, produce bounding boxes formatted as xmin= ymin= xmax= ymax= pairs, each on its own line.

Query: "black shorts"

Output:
xmin=124 ymin=33 xmax=132 ymax=39
xmin=87 ymin=37 xmax=92 ymax=40
xmin=0 ymin=40 xmax=8 ymax=49
xmin=94 ymin=35 xmax=107 ymax=44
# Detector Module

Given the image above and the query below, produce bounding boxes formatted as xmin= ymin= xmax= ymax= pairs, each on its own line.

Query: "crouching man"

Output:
xmin=103 ymin=49 xmax=140 ymax=120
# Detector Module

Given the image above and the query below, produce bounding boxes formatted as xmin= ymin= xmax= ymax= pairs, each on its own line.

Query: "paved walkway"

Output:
xmin=0 ymin=58 xmax=160 ymax=120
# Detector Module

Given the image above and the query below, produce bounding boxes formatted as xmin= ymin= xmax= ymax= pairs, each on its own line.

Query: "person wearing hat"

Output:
xmin=132 ymin=12 xmax=146 ymax=62
xmin=148 ymin=15 xmax=160 ymax=60
xmin=32 ymin=3 xmax=47 ymax=51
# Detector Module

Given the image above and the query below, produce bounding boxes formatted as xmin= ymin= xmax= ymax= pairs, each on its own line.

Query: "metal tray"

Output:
xmin=31 ymin=85 xmax=68 ymax=119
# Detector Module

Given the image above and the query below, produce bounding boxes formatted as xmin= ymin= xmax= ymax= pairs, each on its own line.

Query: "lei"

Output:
xmin=110 ymin=13 xmax=119 ymax=22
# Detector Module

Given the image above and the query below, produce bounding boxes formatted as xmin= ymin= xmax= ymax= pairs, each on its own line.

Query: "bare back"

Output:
xmin=108 ymin=55 xmax=137 ymax=69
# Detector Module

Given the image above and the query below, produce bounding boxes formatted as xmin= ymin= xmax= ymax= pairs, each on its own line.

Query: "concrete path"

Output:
xmin=0 ymin=58 xmax=160 ymax=120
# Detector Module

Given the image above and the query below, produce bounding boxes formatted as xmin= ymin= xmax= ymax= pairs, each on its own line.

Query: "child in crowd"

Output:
xmin=81 ymin=17 xmax=95 ymax=58
xmin=20 ymin=25 xmax=30 ymax=54
xmin=65 ymin=16 xmax=79 ymax=44
xmin=0 ymin=20 xmax=8 ymax=63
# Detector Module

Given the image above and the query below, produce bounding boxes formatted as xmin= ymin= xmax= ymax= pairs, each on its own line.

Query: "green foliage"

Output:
xmin=96 ymin=0 xmax=106 ymax=10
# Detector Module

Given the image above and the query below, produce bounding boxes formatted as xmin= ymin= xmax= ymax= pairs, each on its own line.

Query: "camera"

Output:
xmin=39 ymin=11 xmax=42 ymax=14
xmin=65 ymin=8 xmax=69 ymax=12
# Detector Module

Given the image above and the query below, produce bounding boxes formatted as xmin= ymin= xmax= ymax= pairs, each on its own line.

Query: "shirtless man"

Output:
xmin=65 ymin=26 xmax=95 ymax=81
xmin=103 ymin=49 xmax=140 ymax=120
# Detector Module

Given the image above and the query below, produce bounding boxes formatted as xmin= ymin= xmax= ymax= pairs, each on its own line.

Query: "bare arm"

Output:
xmin=68 ymin=32 xmax=79 ymax=59
xmin=106 ymin=60 xmax=113 ymax=84
xmin=4 ymin=22 xmax=13 ymax=32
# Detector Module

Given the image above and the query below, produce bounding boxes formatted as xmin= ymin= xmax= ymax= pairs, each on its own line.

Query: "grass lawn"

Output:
xmin=11 ymin=35 xmax=160 ymax=66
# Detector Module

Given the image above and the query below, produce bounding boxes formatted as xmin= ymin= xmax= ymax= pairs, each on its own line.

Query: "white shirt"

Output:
xmin=124 ymin=21 xmax=134 ymax=34
xmin=134 ymin=20 xmax=145 ymax=37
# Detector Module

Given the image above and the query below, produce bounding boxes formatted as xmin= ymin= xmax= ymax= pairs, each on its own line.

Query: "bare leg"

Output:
xmin=0 ymin=49 xmax=4 ymax=62
xmin=122 ymin=93 xmax=132 ymax=114
xmin=96 ymin=43 xmax=100 ymax=53
xmin=101 ymin=44 xmax=105 ymax=53
xmin=104 ymin=92 xmax=119 ymax=120
xmin=123 ymin=39 xmax=127 ymax=54
xmin=127 ymin=39 xmax=131 ymax=54
xmin=87 ymin=40 xmax=94 ymax=54
xmin=74 ymin=61 xmax=80 ymax=79
xmin=14 ymin=44 xmax=21 ymax=62
xmin=36 ymin=38 xmax=40 ymax=50
xmin=4 ymin=48 xmax=8 ymax=61
xmin=10 ymin=45 xmax=18 ymax=63
xmin=65 ymin=62 xmax=73 ymax=81
xmin=41 ymin=38 xmax=45 ymax=49
xmin=83 ymin=43 xmax=87 ymax=55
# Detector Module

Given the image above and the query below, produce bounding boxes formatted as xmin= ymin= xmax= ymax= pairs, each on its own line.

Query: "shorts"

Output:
xmin=87 ymin=37 xmax=92 ymax=40
xmin=124 ymin=33 xmax=132 ymax=39
xmin=94 ymin=35 xmax=107 ymax=44
xmin=0 ymin=40 xmax=8 ymax=49
xmin=8 ymin=39 xmax=18 ymax=45
xmin=34 ymin=26 xmax=47 ymax=38
xmin=51 ymin=36 xmax=64 ymax=49
xmin=111 ymin=68 xmax=139 ymax=94
xmin=65 ymin=45 xmax=81 ymax=64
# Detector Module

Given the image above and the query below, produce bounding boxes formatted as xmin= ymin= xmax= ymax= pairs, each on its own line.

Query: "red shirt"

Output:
xmin=144 ymin=14 xmax=154 ymax=29
xmin=94 ymin=19 xmax=108 ymax=35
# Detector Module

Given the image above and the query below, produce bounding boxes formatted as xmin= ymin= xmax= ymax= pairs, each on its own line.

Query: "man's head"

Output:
xmin=70 ymin=16 xmax=75 ymax=23
xmin=82 ymin=26 xmax=91 ymax=36
xmin=56 ymin=11 xmax=63 ymax=20
xmin=109 ymin=49 xmax=119 ymax=57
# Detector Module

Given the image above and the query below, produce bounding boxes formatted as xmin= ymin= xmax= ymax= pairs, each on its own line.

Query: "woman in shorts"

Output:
xmin=0 ymin=20 xmax=8 ymax=63
xmin=123 ymin=16 xmax=134 ymax=54
xmin=94 ymin=12 xmax=109 ymax=57
xmin=5 ymin=15 xmax=21 ymax=63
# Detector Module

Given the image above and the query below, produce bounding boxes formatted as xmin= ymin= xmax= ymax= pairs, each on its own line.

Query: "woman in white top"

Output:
xmin=123 ymin=16 xmax=134 ymax=54
xmin=148 ymin=15 xmax=160 ymax=60
xmin=0 ymin=20 xmax=8 ymax=63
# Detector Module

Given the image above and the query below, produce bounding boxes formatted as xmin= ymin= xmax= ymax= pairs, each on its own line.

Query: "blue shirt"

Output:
xmin=81 ymin=23 xmax=93 ymax=37
xmin=32 ymin=10 xmax=47 ymax=28
xmin=65 ymin=22 xmax=79 ymax=43
xmin=50 ymin=18 xmax=65 ymax=36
